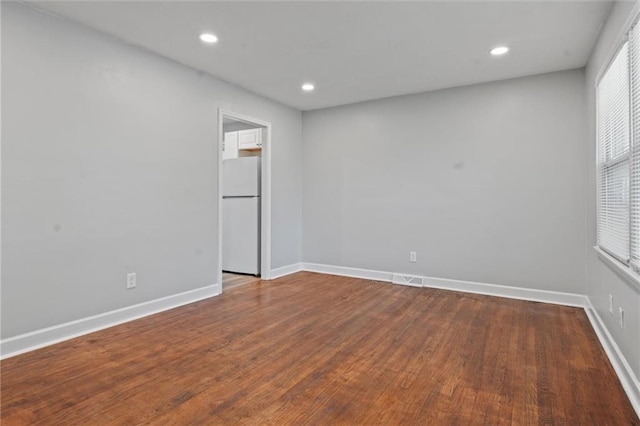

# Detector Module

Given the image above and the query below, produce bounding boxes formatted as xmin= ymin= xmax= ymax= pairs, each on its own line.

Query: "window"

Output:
xmin=597 ymin=42 xmax=630 ymax=263
xmin=597 ymin=20 xmax=640 ymax=273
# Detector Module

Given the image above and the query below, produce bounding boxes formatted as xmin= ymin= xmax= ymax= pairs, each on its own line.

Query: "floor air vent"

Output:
xmin=391 ymin=273 xmax=424 ymax=287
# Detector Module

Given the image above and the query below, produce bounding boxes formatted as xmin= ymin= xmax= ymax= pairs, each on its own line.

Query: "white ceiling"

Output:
xmin=28 ymin=1 xmax=613 ymax=111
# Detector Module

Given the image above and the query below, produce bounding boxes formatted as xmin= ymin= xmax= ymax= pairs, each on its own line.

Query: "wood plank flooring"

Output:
xmin=222 ymin=272 xmax=261 ymax=291
xmin=1 ymin=272 xmax=638 ymax=424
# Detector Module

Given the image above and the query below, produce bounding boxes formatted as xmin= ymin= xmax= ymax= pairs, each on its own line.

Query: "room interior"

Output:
xmin=2 ymin=0 xmax=640 ymax=423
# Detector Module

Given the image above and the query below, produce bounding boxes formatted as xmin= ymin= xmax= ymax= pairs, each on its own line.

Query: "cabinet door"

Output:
xmin=238 ymin=128 xmax=262 ymax=150
xmin=223 ymin=132 xmax=238 ymax=159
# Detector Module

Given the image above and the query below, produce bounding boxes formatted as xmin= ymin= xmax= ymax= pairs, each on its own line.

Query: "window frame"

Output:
xmin=594 ymin=4 xmax=640 ymax=291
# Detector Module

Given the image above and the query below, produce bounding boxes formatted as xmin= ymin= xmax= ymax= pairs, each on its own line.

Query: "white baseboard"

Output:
xmin=584 ymin=300 xmax=640 ymax=418
xmin=270 ymin=263 xmax=303 ymax=279
xmin=0 ymin=283 xmax=221 ymax=360
xmin=420 ymin=276 xmax=588 ymax=307
xmin=302 ymin=262 xmax=393 ymax=282
xmin=301 ymin=262 xmax=587 ymax=307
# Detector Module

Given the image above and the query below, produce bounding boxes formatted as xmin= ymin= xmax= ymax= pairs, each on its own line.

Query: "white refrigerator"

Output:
xmin=222 ymin=157 xmax=261 ymax=275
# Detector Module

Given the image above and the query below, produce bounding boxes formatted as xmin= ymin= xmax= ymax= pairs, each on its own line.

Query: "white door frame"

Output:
xmin=217 ymin=109 xmax=272 ymax=289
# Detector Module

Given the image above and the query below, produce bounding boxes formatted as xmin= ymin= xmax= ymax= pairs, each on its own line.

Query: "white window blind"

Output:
xmin=597 ymin=42 xmax=630 ymax=263
xmin=630 ymin=24 xmax=640 ymax=270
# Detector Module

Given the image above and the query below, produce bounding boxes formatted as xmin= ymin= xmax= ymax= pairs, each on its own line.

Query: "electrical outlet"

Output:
xmin=127 ymin=272 xmax=136 ymax=289
xmin=619 ymin=307 xmax=624 ymax=329
xmin=609 ymin=294 xmax=614 ymax=314
xmin=409 ymin=251 xmax=417 ymax=263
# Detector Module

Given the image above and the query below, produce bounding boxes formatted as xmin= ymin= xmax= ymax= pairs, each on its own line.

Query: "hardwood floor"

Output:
xmin=2 ymin=272 xmax=638 ymax=424
xmin=222 ymin=272 xmax=261 ymax=291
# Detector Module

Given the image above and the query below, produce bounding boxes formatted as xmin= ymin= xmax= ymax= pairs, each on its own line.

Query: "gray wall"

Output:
xmin=302 ymin=69 xmax=587 ymax=294
xmin=5 ymin=2 xmax=636 ymax=382
xmin=1 ymin=2 xmax=302 ymax=338
xmin=585 ymin=0 xmax=640 ymax=380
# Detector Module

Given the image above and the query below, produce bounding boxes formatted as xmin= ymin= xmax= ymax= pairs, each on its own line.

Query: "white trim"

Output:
xmin=584 ymin=300 xmax=640 ymax=418
xmin=217 ymin=109 xmax=224 ymax=292
xmin=594 ymin=1 xmax=640 ymax=85
xmin=302 ymin=262 xmax=393 ymax=283
xmin=420 ymin=276 xmax=588 ymax=307
xmin=270 ymin=263 xmax=303 ymax=279
xmin=262 ymin=123 xmax=272 ymax=280
xmin=301 ymin=262 xmax=587 ymax=307
xmin=217 ymin=109 xmax=272 ymax=286
xmin=594 ymin=245 xmax=640 ymax=291
xmin=0 ymin=283 xmax=221 ymax=359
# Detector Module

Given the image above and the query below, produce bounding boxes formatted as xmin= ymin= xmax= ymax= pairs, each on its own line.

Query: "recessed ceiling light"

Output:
xmin=490 ymin=46 xmax=509 ymax=56
xmin=302 ymin=83 xmax=315 ymax=91
xmin=199 ymin=33 xmax=218 ymax=44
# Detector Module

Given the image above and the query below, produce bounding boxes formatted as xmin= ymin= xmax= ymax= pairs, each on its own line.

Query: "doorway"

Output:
xmin=218 ymin=110 xmax=271 ymax=291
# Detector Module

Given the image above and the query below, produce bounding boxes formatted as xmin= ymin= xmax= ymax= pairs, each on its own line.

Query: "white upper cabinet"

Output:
xmin=237 ymin=128 xmax=262 ymax=150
